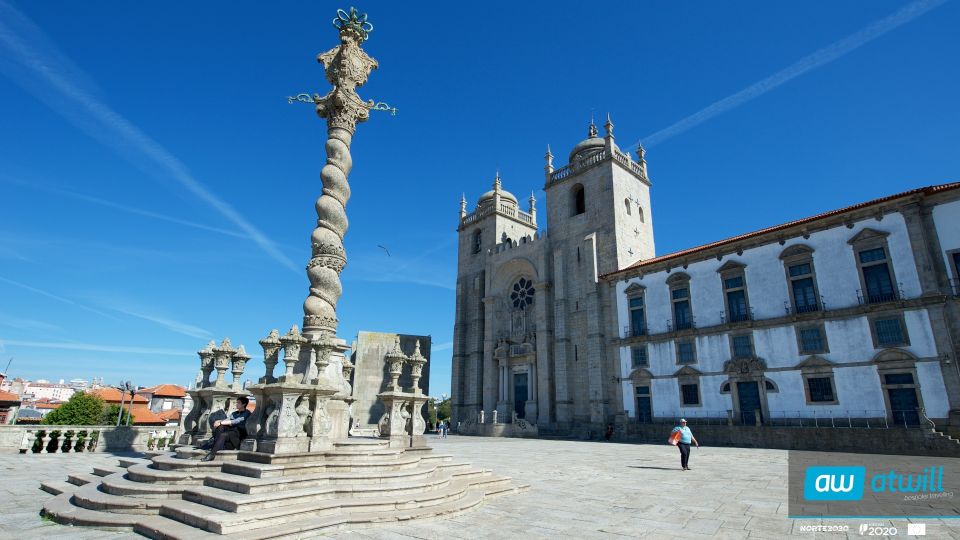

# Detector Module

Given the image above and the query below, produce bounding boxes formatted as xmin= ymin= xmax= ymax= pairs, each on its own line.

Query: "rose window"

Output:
xmin=510 ymin=278 xmax=535 ymax=309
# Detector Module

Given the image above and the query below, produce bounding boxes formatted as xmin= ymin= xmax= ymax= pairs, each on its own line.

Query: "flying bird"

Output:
xmin=377 ymin=245 xmax=391 ymax=257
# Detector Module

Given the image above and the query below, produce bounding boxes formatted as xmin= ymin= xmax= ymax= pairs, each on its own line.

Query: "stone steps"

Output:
xmin=127 ymin=463 xmax=214 ymax=485
xmin=42 ymin=492 xmax=141 ymax=529
xmin=100 ymin=472 xmax=190 ymax=498
xmin=71 ymin=482 xmax=164 ymax=515
xmin=40 ymin=479 xmax=78 ymax=496
xmin=204 ymin=461 xmax=463 ymax=494
xmin=39 ymin=437 xmax=528 ymax=538
xmin=67 ymin=472 xmax=101 ymax=486
xmin=92 ymin=465 xmax=127 ymax=477
xmin=230 ymin=488 xmax=488 ymax=540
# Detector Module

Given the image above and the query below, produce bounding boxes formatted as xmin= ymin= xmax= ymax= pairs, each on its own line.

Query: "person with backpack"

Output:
xmin=670 ymin=418 xmax=699 ymax=470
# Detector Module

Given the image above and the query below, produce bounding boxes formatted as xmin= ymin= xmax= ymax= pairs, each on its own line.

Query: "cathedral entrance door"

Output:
xmin=513 ymin=373 xmax=528 ymax=419
xmin=635 ymin=386 xmax=652 ymax=423
xmin=737 ymin=381 xmax=761 ymax=425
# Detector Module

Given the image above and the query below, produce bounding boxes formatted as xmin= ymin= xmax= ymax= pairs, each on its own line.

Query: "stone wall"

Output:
xmin=350 ymin=332 xmax=431 ymax=428
xmin=0 ymin=425 xmax=171 ymax=454
xmin=616 ymin=424 xmax=960 ymax=458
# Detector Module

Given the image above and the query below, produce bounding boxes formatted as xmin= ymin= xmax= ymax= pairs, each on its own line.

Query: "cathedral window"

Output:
xmin=676 ymin=340 xmax=697 ymax=364
xmin=572 ymin=184 xmax=585 ymax=216
xmin=680 ymin=383 xmax=700 ymax=406
xmin=667 ymin=273 xmax=693 ymax=331
xmin=871 ymin=315 xmax=909 ymax=347
xmin=472 ymin=229 xmax=482 ymax=254
xmin=731 ymin=334 xmax=754 ymax=359
xmin=624 ymin=198 xmax=632 ymax=215
xmin=796 ymin=324 xmax=829 ymax=354
xmin=637 ymin=205 xmax=645 ymax=223
xmin=780 ymin=245 xmax=820 ymax=313
xmin=631 ymin=345 xmax=648 ymax=368
xmin=509 ymin=277 xmax=535 ymax=309
xmin=849 ymin=228 xmax=899 ymax=304
xmin=625 ymin=284 xmax=647 ymax=337
xmin=718 ymin=262 xmax=750 ymax=323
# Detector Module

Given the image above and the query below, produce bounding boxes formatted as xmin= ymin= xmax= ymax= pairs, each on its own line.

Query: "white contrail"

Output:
xmin=630 ymin=0 xmax=947 ymax=149
xmin=0 ymin=339 xmax=194 ymax=357
xmin=0 ymin=1 xmax=299 ymax=273
xmin=0 ymin=176 xmax=249 ymax=240
xmin=111 ymin=308 xmax=213 ymax=340
xmin=0 ymin=275 xmax=118 ymax=320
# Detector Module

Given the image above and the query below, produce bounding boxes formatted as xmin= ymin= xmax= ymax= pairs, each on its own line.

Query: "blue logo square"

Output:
xmin=803 ymin=466 xmax=865 ymax=501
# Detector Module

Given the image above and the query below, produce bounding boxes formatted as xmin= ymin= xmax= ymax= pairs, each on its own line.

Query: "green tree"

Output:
xmin=437 ymin=397 xmax=451 ymax=422
xmin=43 ymin=391 xmax=105 ymax=426
xmin=427 ymin=398 xmax=439 ymax=426
xmin=101 ymin=404 xmax=133 ymax=426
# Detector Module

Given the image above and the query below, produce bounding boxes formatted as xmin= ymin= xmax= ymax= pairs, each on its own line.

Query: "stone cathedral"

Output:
xmin=452 ymin=117 xmax=653 ymax=433
xmin=453 ymin=114 xmax=960 ymax=439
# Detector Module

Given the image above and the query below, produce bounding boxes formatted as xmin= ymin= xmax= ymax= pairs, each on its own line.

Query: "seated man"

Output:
xmin=201 ymin=396 xmax=251 ymax=461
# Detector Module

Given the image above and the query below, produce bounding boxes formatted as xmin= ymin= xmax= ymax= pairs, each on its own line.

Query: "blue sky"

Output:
xmin=0 ymin=1 xmax=957 ymax=397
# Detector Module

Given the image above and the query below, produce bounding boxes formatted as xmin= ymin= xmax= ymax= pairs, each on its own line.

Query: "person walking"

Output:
xmin=670 ymin=418 xmax=699 ymax=470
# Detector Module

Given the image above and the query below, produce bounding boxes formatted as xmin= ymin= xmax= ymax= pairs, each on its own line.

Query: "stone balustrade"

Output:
xmin=0 ymin=424 xmax=177 ymax=454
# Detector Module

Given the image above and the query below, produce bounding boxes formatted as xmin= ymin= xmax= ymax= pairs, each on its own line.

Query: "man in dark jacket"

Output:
xmin=201 ymin=396 xmax=251 ymax=461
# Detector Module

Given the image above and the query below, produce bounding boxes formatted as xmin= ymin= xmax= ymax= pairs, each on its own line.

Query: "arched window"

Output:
xmin=510 ymin=277 xmax=535 ymax=309
xmin=637 ymin=205 xmax=645 ymax=223
xmin=572 ymin=184 xmax=585 ymax=216
xmin=624 ymin=199 xmax=632 ymax=215
xmin=472 ymin=229 xmax=482 ymax=254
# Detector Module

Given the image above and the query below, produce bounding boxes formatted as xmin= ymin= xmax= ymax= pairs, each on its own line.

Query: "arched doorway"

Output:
xmin=724 ymin=357 xmax=769 ymax=425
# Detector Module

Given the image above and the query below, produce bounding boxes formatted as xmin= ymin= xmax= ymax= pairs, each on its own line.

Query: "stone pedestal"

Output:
xmin=248 ymin=383 xmax=338 ymax=454
xmin=184 ymin=386 xmax=245 ymax=445
xmin=377 ymin=391 xmax=428 ymax=448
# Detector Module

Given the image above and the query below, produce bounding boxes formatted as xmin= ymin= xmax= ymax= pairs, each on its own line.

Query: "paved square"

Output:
xmin=4 ymin=437 xmax=960 ymax=539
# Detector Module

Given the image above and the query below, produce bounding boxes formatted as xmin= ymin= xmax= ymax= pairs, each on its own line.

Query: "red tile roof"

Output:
xmin=137 ymin=384 xmax=186 ymax=398
xmin=157 ymin=408 xmax=182 ymax=422
xmin=129 ymin=406 xmax=167 ymax=425
xmin=0 ymin=391 xmax=20 ymax=402
xmin=603 ymin=182 xmax=960 ymax=279
xmin=89 ymin=388 xmax=149 ymax=405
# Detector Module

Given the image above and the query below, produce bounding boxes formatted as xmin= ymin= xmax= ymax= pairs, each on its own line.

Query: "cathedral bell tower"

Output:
xmin=451 ymin=173 xmax=538 ymax=425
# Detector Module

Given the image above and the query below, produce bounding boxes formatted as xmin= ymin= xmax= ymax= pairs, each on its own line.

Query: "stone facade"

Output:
xmin=349 ymin=331 xmax=431 ymax=432
xmin=451 ymin=117 xmax=960 ymax=436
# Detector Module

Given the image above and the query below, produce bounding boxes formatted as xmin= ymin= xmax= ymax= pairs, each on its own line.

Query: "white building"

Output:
xmin=608 ymin=183 xmax=960 ymax=427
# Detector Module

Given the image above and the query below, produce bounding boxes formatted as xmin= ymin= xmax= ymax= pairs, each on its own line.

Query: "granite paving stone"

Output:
xmin=4 ymin=437 xmax=960 ymax=538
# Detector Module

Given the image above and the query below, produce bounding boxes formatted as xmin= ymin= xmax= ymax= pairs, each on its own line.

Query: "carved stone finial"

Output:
xmin=231 ymin=345 xmax=251 ymax=390
xmin=259 ymin=329 xmax=282 ymax=383
xmin=587 ymin=119 xmax=598 ymax=138
xmin=407 ymin=340 xmax=428 ymax=394
xmin=493 ymin=170 xmax=502 ymax=191
xmin=459 ymin=193 xmax=467 ymax=218
xmin=384 ymin=335 xmax=408 ymax=391
xmin=604 ymin=112 xmax=614 ymax=137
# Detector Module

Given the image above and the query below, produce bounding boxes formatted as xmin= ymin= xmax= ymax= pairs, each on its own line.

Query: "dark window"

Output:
xmin=724 ymin=276 xmax=744 ymax=289
xmin=807 ymin=377 xmax=834 ymax=402
xmin=799 ymin=327 xmax=824 ymax=353
xmin=726 ymin=290 xmax=748 ymax=321
xmin=629 ymin=297 xmax=645 ymax=335
xmin=673 ymin=301 xmax=691 ymax=329
xmin=677 ymin=341 xmax=696 ymax=363
xmin=863 ymin=264 xmax=895 ymax=302
xmin=472 ymin=230 xmax=482 ymax=254
xmin=635 ymin=386 xmax=650 ymax=395
xmin=671 ymin=287 xmax=689 ymax=300
xmin=791 ymin=277 xmax=818 ymax=312
xmin=573 ymin=185 xmax=585 ymax=215
xmin=859 ymin=247 xmax=887 ymax=263
xmin=884 ymin=373 xmax=914 ymax=385
xmin=732 ymin=335 xmax=753 ymax=359
xmin=681 ymin=383 xmax=699 ymax=405
xmin=720 ymin=382 xmax=731 ymax=393
xmin=789 ymin=263 xmax=812 ymax=277
xmin=875 ymin=318 xmax=906 ymax=346
xmin=631 ymin=346 xmax=648 ymax=368
xmin=765 ymin=380 xmax=777 ymax=392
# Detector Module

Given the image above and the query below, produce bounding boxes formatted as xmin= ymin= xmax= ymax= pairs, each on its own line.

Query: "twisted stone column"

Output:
xmin=303 ymin=10 xmax=377 ymax=336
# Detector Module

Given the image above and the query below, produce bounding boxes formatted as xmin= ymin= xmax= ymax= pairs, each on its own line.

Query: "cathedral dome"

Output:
xmin=568 ymin=120 xmax=620 ymax=163
xmin=477 ymin=172 xmax=517 ymax=205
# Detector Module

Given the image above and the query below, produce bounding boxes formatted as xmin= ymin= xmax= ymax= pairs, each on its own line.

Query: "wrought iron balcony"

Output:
xmin=721 ymin=307 xmax=754 ymax=324
xmin=667 ymin=317 xmax=696 ymax=332
xmin=857 ymin=283 xmax=904 ymax=305
xmin=784 ymin=296 xmax=826 ymax=315
xmin=622 ymin=325 xmax=648 ymax=338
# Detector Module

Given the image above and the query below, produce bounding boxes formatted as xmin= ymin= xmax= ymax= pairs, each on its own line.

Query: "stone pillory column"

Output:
xmin=303 ymin=8 xmax=378 ymax=336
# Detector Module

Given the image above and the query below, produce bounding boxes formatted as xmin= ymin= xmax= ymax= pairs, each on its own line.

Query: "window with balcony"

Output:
xmin=849 ymin=228 xmax=898 ymax=304
xmin=667 ymin=273 xmax=693 ymax=330
xmin=731 ymin=334 xmax=754 ymax=359
xmin=718 ymin=261 xmax=750 ymax=323
xmin=625 ymin=283 xmax=647 ymax=337
xmin=780 ymin=245 xmax=820 ymax=313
